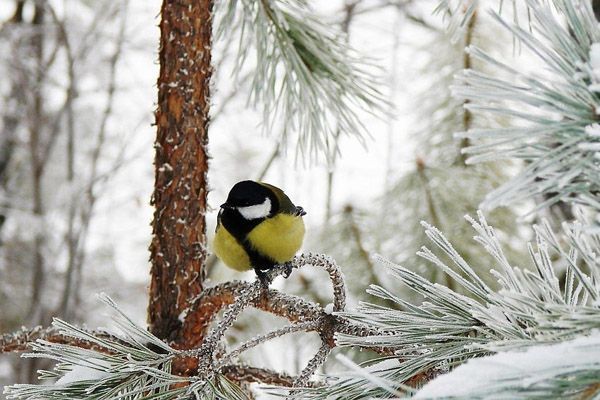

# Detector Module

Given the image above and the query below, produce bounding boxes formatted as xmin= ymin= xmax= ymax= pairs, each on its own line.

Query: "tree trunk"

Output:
xmin=148 ymin=0 xmax=212 ymax=353
xmin=27 ymin=0 xmax=47 ymax=324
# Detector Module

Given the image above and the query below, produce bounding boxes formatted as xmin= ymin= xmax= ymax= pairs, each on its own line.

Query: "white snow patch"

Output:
xmin=158 ymin=163 xmax=173 ymax=172
xmin=588 ymin=43 xmax=600 ymax=89
xmin=584 ymin=123 xmax=600 ymax=137
xmin=56 ymin=360 xmax=112 ymax=385
xmin=178 ymin=308 xmax=188 ymax=323
xmin=0 ymin=358 xmax=11 ymax=378
xmin=578 ymin=142 xmax=600 ymax=151
xmin=414 ymin=332 xmax=600 ymax=398
xmin=590 ymin=43 xmax=600 ymax=69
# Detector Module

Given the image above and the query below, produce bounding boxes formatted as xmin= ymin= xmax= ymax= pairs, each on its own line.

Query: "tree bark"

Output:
xmin=148 ymin=0 xmax=212 ymax=349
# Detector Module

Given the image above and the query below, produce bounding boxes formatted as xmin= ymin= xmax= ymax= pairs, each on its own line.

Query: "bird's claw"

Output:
xmin=256 ymin=269 xmax=271 ymax=289
xmin=255 ymin=262 xmax=293 ymax=288
xmin=283 ymin=261 xmax=294 ymax=278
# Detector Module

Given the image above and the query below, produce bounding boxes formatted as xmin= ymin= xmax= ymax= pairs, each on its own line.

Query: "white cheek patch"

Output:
xmin=238 ymin=198 xmax=271 ymax=220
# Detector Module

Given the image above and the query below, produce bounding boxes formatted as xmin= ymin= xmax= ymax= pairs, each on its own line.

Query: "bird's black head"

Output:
xmin=221 ymin=180 xmax=278 ymax=221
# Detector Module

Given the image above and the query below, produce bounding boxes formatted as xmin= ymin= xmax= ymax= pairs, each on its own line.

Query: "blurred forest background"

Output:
xmin=0 ymin=0 xmax=569 ymax=393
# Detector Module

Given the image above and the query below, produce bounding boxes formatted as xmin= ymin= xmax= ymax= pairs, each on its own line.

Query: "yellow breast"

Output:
xmin=212 ymin=213 xmax=305 ymax=272
xmin=213 ymin=224 xmax=252 ymax=271
xmin=246 ymin=213 xmax=305 ymax=264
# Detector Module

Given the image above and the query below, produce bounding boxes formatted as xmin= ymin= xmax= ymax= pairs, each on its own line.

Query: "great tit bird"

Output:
xmin=213 ymin=180 xmax=306 ymax=284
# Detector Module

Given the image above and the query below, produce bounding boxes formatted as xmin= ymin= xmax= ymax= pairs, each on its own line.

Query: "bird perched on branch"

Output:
xmin=213 ymin=180 xmax=306 ymax=285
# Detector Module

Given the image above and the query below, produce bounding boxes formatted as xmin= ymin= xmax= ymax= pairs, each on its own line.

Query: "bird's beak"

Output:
xmin=220 ymin=203 xmax=233 ymax=210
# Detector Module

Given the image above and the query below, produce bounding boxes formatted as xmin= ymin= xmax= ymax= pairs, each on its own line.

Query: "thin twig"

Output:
xmin=457 ymin=4 xmax=477 ymax=166
xmin=256 ymin=143 xmax=280 ymax=181
xmin=221 ymin=364 xmax=323 ymax=388
xmin=218 ymin=321 xmax=320 ymax=368
xmin=45 ymin=2 xmax=78 ymax=320
xmin=293 ymin=342 xmax=331 ymax=387
xmin=195 ymin=280 xmax=264 ymax=375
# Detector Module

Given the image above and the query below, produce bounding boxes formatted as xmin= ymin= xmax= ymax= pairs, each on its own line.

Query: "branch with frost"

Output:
xmin=190 ymin=254 xmax=346 ymax=387
xmin=4 ymin=295 xmax=208 ymax=400
xmin=180 ymin=253 xmax=361 ymax=348
xmin=289 ymin=212 xmax=600 ymax=399
xmin=0 ymin=326 xmax=126 ymax=355
xmin=3 ymin=254 xmax=389 ymax=398
xmin=221 ymin=364 xmax=323 ymax=388
xmin=218 ymin=321 xmax=320 ymax=368
xmin=181 ymin=279 xmax=386 ymax=349
xmin=453 ymin=1 xmax=600 ymax=219
xmin=2 ymin=270 xmax=382 ymax=356
xmin=0 ymin=322 xmax=320 ymax=395
xmin=216 ymin=0 xmax=387 ymax=162
xmin=2 ymin=296 xmax=300 ymax=399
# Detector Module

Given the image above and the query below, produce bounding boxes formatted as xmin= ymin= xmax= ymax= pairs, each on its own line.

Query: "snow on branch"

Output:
xmin=415 ymin=332 xmax=600 ymax=399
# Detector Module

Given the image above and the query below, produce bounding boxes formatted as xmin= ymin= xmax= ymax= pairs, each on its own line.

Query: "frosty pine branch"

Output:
xmin=2 ymin=254 xmax=386 ymax=399
xmin=291 ymin=212 xmax=600 ymax=399
xmin=216 ymin=0 xmax=387 ymax=162
xmin=289 ymin=1 xmax=600 ymax=398
xmin=453 ymin=1 xmax=600 ymax=219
